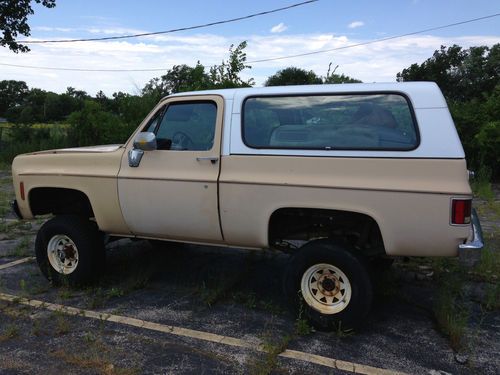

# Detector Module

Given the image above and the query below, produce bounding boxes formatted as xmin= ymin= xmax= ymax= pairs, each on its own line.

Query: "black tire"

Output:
xmin=35 ymin=215 xmax=105 ymax=286
xmin=283 ymin=239 xmax=373 ymax=330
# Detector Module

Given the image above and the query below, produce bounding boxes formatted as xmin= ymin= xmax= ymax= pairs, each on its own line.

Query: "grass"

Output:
xmin=0 ymin=323 xmax=19 ymax=342
xmin=50 ymin=327 xmax=141 ymax=375
xmin=249 ymin=331 xmax=293 ymax=375
xmin=195 ymin=255 xmax=256 ymax=307
xmin=85 ymin=286 xmax=126 ymax=309
xmin=471 ymin=167 xmax=495 ymax=201
xmin=52 ymin=310 xmax=71 ymax=335
xmin=8 ymin=236 xmax=32 ymax=257
xmin=0 ymin=190 xmax=12 ymax=217
xmin=433 ymin=270 xmax=470 ymax=351
xmin=52 ymin=349 xmax=140 ymax=375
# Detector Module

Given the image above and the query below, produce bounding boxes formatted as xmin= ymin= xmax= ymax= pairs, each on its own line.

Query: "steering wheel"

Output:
xmin=171 ymin=131 xmax=194 ymax=150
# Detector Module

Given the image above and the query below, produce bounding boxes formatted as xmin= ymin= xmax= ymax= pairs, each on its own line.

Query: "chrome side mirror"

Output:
xmin=128 ymin=132 xmax=157 ymax=167
xmin=133 ymin=132 xmax=157 ymax=151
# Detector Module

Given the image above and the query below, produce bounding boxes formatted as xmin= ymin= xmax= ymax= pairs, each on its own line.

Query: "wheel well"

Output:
xmin=268 ymin=208 xmax=385 ymax=256
xmin=29 ymin=188 xmax=94 ymax=218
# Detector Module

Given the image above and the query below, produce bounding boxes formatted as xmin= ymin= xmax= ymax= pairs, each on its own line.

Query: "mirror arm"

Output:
xmin=128 ymin=149 xmax=144 ymax=167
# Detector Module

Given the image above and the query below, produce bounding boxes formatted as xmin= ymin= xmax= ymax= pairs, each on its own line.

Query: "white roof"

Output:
xmin=167 ymin=82 xmax=448 ymax=109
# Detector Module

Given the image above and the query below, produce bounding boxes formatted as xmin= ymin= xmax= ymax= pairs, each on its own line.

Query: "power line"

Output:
xmin=0 ymin=62 xmax=167 ymax=72
xmin=1 ymin=12 xmax=498 ymax=73
xmin=16 ymin=0 xmax=318 ymax=44
xmin=247 ymin=12 xmax=500 ymax=63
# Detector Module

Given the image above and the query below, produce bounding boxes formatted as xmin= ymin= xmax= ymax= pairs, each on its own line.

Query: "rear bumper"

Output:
xmin=458 ymin=208 xmax=484 ymax=267
xmin=10 ymin=200 xmax=23 ymax=220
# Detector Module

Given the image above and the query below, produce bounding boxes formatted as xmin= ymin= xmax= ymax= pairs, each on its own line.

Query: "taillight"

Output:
xmin=451 ymin=199 xmax=471 ymax=225
xmin=20 ymin=182 xmax=25 ymax=201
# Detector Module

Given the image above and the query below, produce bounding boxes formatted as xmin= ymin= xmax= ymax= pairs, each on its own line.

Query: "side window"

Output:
xmin=154 ymin=101 xmax=217 ymax=151
xmin=242 ymin=94 xmax=418 ymax=150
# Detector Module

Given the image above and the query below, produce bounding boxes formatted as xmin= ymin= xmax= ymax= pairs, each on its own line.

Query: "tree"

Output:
xmin=265 ymin=67 xmax=323 ymax=86
xmin=396 ymin=44 xmax=500 ymax=102
xmin=67 ymin=100 xmax=128 ymax=146
xmin=142 ymin=62 xmax=210 ymax=100
xmin=142 ymin=41 xmax=254 ymax=98
xmin=0 ymin=80 xmax=29 ymax=116
xmin=397 ymin=44 xmax=500 ymax=178
xmin=209 ymin=41 xmax=254 ymax=88
xmin=323 ymin=63 xmax=362 ymax=84
xmin=0 ymin=0 xmax=56 ymax=53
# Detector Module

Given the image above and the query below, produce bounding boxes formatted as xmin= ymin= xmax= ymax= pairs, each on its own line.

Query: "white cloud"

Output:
xmin=1 ymin=31 xmax=498 ymax=95
xmin=348 ymin=21 xmax=365 ymax=29
xmin=270 ymin=23 xmax=288 ymax=33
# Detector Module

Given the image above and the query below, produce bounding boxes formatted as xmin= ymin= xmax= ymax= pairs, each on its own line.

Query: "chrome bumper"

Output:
xmin=458 ymin=208 xmax=484 ymax=267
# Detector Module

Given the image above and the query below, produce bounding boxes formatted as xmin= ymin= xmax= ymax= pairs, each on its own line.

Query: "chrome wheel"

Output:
xmin=47 ymin=234 xmax=79 ymax=275
xmin=300 ymin=263 xmax=352 ymax=314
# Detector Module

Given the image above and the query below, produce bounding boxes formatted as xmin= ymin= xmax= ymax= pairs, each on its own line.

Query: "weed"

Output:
xmin=53 ymin=310 xmax=71 ymax=335
xmin=334 ymin=321 xmax=354 ymax=338
xmin=121 ymin=271 xmax=150 ymax=293
xmin=58 ymin=287 xmax=74 ymax=300
xmin=232 ymin=291 xmax=257 ymax=309
xmin=85 ymin=286 xmax=126 ymax=309
xmin=107 ymin=287 xmax=125 ymax=298
xmin=0 ymin=324 xmax=19 ymax=342
xmin=433 ymin=273 xmax=469 ymax=351
xmin=471 ymin=245 xmax=500 ymax=283
xmin=198 ymin=282 xmax=223 ymax=307
xmin=32 ymin=319 xmax=42 ymax=336
xmin=19 ymin=279 xmax=27 ymax=294
xmin=483 ymin=283 xmax=500 ymax=311
xmin=29 ymin=283 xmax=50 ymax=295
xmin=52 ymin=349 xmax=140 ymax=375
xmin=83 ymin=332 xmax=97 ymax=343
xmin=249 ymin=332 xmax=293 ymax=375
xmin=10 ymin=236 xmax=32 ymax=257
xmin=260 ymin=300 xmax=284 ymax=315
xmin=471 ymin=167 xmax=494 ymax=201
xmin=294 ymin=293 xmax=314 ymax=336
xmin=294 ymin=317 xmax=313 ymax=336
xmin=87 ymin=288 xmax=107 ymax=309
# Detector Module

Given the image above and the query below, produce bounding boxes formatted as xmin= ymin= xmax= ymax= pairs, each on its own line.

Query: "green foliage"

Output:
xmin=265 ymin=63 xmax=361 ymax=86
xmin=398 ymin=44 xmax=500 ymax=179
xmin=209 ymin=41 xmax=255 ymax=88
xmin=0 ymin=80 xmax=29 ymax=116
xmin=324 ymin=63 xmax=362 ymax=84
xmin=397 ymin=44 xmax=499 ymax=102
xmin=67 ymin=101 xmax=128 ymax=146
xmin=142 ymin=41 xmax=254 ymax=99
xmin=0 ymin=0 xmax=56 ymax=53
xmin=471 ymin=167 xmax=495 ymax=201
xmin=265 ymin=67 xmax=323 ymax=86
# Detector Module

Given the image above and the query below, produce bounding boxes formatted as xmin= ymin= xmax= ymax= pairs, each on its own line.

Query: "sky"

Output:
xmin=0 ymin=0 xmax=499 ymax=96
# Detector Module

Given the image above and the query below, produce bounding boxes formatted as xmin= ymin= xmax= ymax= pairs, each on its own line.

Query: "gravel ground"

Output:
xmin=0 ymin=173 xmax=498 ymax=375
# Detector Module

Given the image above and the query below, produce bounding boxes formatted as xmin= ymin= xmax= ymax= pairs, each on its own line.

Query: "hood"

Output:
xmin=29 ymin=144 xmax=123 ymax=155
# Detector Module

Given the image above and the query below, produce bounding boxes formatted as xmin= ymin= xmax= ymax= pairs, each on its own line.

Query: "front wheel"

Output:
xmin=284 ymin=240 xmax=373 ymax=330
xmin=35 ymin=215 xmax=105 ymax=286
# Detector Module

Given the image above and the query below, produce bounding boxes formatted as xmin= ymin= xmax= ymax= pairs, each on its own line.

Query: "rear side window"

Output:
xmin=242 ymin=94 xmax=418 ymax=150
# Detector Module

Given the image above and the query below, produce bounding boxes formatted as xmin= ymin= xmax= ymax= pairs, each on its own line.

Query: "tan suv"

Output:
xmin=11 ymin=82 xmax=483 ymax=329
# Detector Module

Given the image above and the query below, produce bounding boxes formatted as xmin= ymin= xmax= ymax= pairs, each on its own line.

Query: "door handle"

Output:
xmin=196 ymin=157 xmax=219 ymax=164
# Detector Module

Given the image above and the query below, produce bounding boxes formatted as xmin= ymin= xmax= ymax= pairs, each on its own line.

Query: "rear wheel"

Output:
xmin=284 ymin=240 xmax=372 ymax=330
xmin=35 ymin=215 xmax=104 ymax=286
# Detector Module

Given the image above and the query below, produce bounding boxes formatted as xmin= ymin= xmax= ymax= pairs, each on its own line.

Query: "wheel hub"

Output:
xmin=47 ymin=234 xmax=79 ymax=275
xmin=319 ymin=275 xmax=340 ymax=295
xmin=300 ymin=263 xmax=352 ymax=315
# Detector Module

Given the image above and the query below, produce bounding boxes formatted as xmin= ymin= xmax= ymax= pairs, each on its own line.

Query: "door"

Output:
xmin=117 ymin=95 xmax=224 ymax=243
